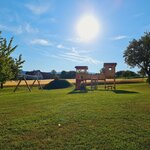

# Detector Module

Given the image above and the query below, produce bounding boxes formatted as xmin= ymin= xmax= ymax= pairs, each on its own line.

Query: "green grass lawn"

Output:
xmin=0 ymin=83 xmax=150 ymax=150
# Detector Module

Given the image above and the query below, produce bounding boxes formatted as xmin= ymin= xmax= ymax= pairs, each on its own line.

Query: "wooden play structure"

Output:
xmin=14 ymin=74 xmax=42 ymax=92
xmin=75 ymin=63 xmax=117 ymax=90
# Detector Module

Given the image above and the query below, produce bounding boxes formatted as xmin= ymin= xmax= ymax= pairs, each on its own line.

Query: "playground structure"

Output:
xmin=14 ymin=74 xmax=42 ymax=92
xmin=75 ymin=63 xmax=117 ymax=90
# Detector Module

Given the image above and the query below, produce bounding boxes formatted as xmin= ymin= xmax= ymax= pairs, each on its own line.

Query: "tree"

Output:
xmin=51 ymin=70 xmax=57 ymax=78
xmin=60 ymin=70 xmax=76 ymax=79
xmin=138 ymin=68 xmax=146 ymax=78
xmin=115 ymin=70 xmax=139 ymax=78
xmin=0 ymin=31 xmax=25 ymax=89
xmin=122 ymin=70 xmax=139 ymax=78
xmin=100 ymin=68 xmax=104 ymax=74
xmin=123 ymin=32 xmax=150 ymax=84
xmin=60 ymin=70 xmax=67 ymax=79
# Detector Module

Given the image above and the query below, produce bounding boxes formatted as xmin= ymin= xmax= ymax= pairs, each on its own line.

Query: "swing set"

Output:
xmin=14 ymin=74 xmax=42 ymax=92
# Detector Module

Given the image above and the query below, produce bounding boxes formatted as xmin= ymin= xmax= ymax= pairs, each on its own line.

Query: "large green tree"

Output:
xmin=0 ymin=31 xmax=25 ymax=89
xmin=124 ymin=32 xmax=150 ymax=84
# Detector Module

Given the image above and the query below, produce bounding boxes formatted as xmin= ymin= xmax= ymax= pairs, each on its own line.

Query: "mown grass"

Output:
xmin=0 ymin=83 xmax=150 ymax=150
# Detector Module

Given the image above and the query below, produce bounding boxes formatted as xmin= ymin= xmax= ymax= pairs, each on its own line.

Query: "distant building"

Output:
xmin=26 ymin=70 xmax=43 ymax=79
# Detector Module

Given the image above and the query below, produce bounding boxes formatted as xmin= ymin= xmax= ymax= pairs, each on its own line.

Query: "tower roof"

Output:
xmin=75 ymin=66 xmax=88 ymax=69
xmin=104 ymin=63 xmax=117 ymax=67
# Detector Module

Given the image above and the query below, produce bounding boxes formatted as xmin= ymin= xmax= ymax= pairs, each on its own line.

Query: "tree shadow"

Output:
xmin=113 ymin=90 xmax=139 ymax=94
xmin=68 ymin=88 xmax=110 ymax=94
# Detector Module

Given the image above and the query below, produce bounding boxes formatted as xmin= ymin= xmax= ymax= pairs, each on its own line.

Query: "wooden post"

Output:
xmin=104 ymin=78 xmax=106 ymax=90
xmin=31 ymin=80 xmax=36 ymax=88
xmin=37 ymin=79 xmax=42 ymax=89
xmin=114 ymin=77 xmax=116 ymax=90
xmin=24 ymin=77 xmax=31 ymax=92
xmin=14 ymin=76 xmax=31 ymax=92
xmin=14 ymin=80 xmax=21 ymax=92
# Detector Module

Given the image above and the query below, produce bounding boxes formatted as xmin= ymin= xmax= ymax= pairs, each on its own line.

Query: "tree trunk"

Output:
xmin=0 ymin=83 xmax=3 ymax=89
xmin=148 ymin=75 xmax=150 ymax=84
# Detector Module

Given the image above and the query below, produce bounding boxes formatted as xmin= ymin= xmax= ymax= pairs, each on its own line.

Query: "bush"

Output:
xmin=43 ymin=79 xmax=72 ymax=90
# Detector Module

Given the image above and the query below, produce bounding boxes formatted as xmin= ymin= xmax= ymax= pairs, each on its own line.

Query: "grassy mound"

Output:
xmin=43 ymin=79 xmax=72 ymax=89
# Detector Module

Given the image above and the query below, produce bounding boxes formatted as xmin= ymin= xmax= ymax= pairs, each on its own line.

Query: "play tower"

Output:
xmin=103 ymin=63 xmax=117 ymax=90
xmin=75 ymin=66 xmax=88 ymax=90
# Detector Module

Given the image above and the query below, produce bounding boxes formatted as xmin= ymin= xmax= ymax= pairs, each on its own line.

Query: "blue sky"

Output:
xmin=0 ymin=0 xmax=150 ymax=73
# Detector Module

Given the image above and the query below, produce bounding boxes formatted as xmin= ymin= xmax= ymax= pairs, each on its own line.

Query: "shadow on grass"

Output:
xmin=68 ymin=88 xmax=110 ymax=94
xmin=113 ymin=90 xmax=139 ymax=94
xmin=68 ymin=89 xmax=88 ymax=94
xmin=91 ymin=88 xmax=108 ymax=91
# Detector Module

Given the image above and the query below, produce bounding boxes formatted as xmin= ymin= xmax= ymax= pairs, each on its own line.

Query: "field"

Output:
xmin=4 ymin=78 xmax=145 ymax=87
xmin=0 ymin=83 xmax=150 ymax=150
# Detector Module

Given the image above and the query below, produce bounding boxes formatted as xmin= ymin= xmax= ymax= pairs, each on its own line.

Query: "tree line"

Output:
xmin=25 ymin=70 xmax=76 ymax=79
xmin=26 ymin=69 xmax=142 ymax=79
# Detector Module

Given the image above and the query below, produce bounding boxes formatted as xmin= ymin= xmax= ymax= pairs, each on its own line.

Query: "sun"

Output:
xmin=76 ymin=15 xmax=100 ymax=42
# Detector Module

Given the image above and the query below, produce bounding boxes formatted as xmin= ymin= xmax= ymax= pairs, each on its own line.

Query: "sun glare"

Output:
xmin=76 ymin=15 xmax=100 ymax=42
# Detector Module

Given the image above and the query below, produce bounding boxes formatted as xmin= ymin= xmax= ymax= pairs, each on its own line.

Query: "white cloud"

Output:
xmin=57 ymin=44 xmax=65 ymax=49
xmin=40 ymin=43 xmax=101 ymax=64
xmin=0 ymin=23 xmax=38 ymax=34
xmin=24 ymin=23 xmax=38 ymax=33
xmin=15 ymin=26 xmax=23 ymax=34
xmin=111 ymin=35 xmax=128 ymax=40
xmin=67 ymin=37 xmax=82 ymax=43
xmin=53 ymin=48 xmax=101 ymax=65
xmin=67 ymin=36 xmax=99 ymax=43
xmin=56 ymin=44 xmax=71 ymax=50
xmin=56 ymin=44 xmax=91 ymax=53
xmin=25 ymin=3 xmax=50 ymax=15
xmin=0 ymin=24 xmax=23 ymax=34
xmin=31 ymin=39 xmax=52 ymax=46
xmin=0 ymin=24 xmax=7 ymax=30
